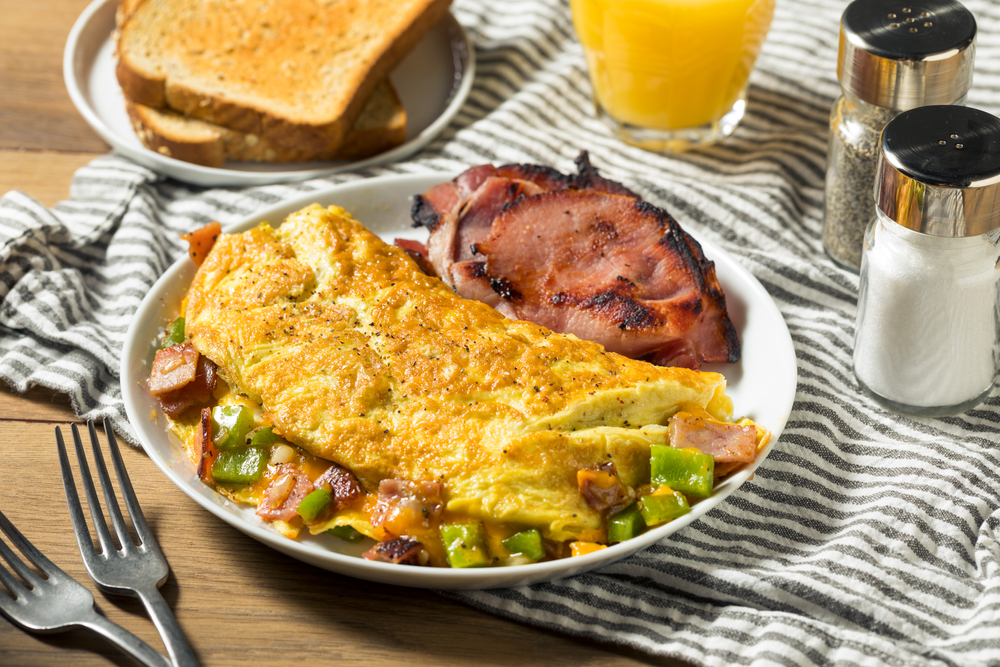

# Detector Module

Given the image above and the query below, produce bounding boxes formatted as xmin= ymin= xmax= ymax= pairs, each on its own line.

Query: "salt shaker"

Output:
xmin=853 ymin=105 xmax=1000 ymax=417
xmin=822 ymin=0 xmax=976 ymax=272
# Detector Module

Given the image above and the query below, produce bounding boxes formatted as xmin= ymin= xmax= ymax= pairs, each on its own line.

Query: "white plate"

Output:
xmin=121 ymin=173 xmax=798 ymax=589
xmin=63 ymin=0 xmax=475 ymax=187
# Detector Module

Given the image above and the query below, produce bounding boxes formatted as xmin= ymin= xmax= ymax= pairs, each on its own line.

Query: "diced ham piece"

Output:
xmin=194 ymin=408 xmax=216 ymax=482
xmin=180 ymin=221 xmax=222 ymax=268
xmin=155 ymin=354 xmax=218 ymax=418
xmin=577 ymin=461 xmax=631 ymax=514
xmin=257 ymin=464 xmax=313 ymax=522
xmin=668 ymin=413 xmax=757 ymax=463
xmin=148 ymin=343 xmax=199 ymax=396
xmin=371 ymin=479 xmax=444 ymax=537
xmin=314 ymin=464 xmax=363 ymax=512
xmin=363 ymin=537 xmax=427 ymax=565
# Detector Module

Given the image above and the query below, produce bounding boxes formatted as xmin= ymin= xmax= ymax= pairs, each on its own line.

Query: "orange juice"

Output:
xmin=570 ymin=0 xmax=775 ymax=133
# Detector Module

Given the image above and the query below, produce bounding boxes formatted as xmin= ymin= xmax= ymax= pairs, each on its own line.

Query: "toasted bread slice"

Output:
xmin=116 ymin=0 xmax=450 ymax=153
xmin=126 ymin=79 xmax=407 ymax=167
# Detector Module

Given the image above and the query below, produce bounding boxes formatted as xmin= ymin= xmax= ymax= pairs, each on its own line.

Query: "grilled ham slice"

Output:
xmin=408 ymin=153 xmax=740 ymax=369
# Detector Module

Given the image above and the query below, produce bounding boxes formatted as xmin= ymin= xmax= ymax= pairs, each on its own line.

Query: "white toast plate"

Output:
xmin=120 ymin=173 xmax=798 ymax=589
xmin=64 ymin=0 xmax=475 ymax=187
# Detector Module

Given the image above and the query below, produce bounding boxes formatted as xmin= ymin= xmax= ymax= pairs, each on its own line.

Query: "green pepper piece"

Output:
xmin=249 ymin=426 xmax=281 ymax=447
xmin=439 ymin=523 xmax=491 ymax=568
xmin=327 ymin=525 xmax=366 ymax=543
xmin=211 ymin=405 xmax=253 ymax=449
xmin=639 ymin=489 xmax=691 ymax=527
xmin=607 ymin=503 xmax=646 ymax=544
xmin=650 ymin=444 xmax=714 ymax=498
xmin=501 ymin=529 xmax=545 ymax=561
xmin=297 ymin=489 xmax=332 ymax=524
xmin=210 ymin=447 xmax=268 ymax=484
xmin=160 ymin=317 xmax=186 ymax=348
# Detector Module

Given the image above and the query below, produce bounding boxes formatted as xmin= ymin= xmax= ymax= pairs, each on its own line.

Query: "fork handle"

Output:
xmin=136 ymin=584 xmax=200 ymax=667
xmin=80 ymin=611 xmax=171 ymax=667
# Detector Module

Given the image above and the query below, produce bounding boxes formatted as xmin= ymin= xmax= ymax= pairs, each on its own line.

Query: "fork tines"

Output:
xmin=56 ymin=421 xmax=158 ymax=562
xmin=0 ymin=509 xmax=62 ymax=611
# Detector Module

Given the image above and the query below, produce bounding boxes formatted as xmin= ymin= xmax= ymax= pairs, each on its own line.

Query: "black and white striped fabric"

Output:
xmin=2 ymin=0 xmax=998 ymax=664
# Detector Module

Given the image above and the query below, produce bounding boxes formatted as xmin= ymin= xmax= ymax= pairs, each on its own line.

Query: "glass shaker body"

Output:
xmin=821 ymin=0 xmax=976 ymax=273
xmin=822 ymin=92 xmax=899 ymax=272
xmin=853 ymin=211 xmax=1000 ymax=416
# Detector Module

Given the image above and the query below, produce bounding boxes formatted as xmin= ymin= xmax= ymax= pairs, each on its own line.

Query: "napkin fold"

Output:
xmin=2 ymin=0 xmax=998 ymax=665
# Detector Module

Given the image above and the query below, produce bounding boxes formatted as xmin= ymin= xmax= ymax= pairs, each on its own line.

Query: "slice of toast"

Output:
xmin=126 ymin=79 xmax=407 ymax=167
xmin=116 ymin=0 xmax=450 ymax=153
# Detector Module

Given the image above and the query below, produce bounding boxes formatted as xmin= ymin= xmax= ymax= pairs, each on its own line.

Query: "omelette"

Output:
xmin=155 ymin=203 xmax=764 ymax=567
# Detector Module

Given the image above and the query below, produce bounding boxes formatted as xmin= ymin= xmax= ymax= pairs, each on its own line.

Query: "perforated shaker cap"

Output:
xmin=838 ymin=0 xmax=976 ymax=110
xmin=875 ymin=105 xmax=1000 ymax=237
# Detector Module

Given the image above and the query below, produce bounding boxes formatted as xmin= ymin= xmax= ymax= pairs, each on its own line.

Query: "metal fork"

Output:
xmin=0 ymin=509 xmax=169 ymax=667
xmin=57 ymin=421 xmax=198 ymax=667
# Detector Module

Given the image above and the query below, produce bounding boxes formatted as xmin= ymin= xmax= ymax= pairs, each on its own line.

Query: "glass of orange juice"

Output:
xmin=570 ymin=0 xmax=775 ymax=152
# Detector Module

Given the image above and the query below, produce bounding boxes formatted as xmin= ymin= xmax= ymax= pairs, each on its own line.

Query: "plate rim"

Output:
xmin=63 ymin=0 xmax=476 ymax=187
xmin=120 ymin=171 xmax=797 ymax=589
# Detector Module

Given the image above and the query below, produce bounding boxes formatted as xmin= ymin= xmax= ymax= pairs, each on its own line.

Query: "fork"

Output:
xmin=0 ymin=509 xmax=169 ymax=667
xmin=57 ymin=421 xmax=199 ymax=667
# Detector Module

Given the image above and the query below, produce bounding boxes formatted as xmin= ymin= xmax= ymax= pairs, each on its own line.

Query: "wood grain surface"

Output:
xmin=0 ymin=1 xmax=694 ymax=665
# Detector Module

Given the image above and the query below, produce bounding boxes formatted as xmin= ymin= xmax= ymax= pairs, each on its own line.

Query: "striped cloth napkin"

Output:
xmin=1 ymin=0 xmax=998 ymax=665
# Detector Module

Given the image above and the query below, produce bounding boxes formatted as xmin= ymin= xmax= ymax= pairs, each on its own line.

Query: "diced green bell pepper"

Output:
xmin=211 ymin=405 xmax=253 ymax=449
xmin=297 ymin=489 xmax=332 ymax=524
xmin=607 ymin=503 xmax=646 ymax=544
xmin=440 ymin=523 xmax=491 ymax=568
xmin=210 ymin=446 xmax=268 ymax=484
xmin=639 ymin=489 xmax=691 ymax=527
xmin=650 ymin=444 xmax=714 ymax=498
xmin=249 ymin=426 xmax=281 ymax=447
xmin=327 ymin=525 xmax=366 ymax=543
xmin=501 ymin=529 xmax=545 ymax=561
xmin=160 ymin=317 xmax=185 ymax=348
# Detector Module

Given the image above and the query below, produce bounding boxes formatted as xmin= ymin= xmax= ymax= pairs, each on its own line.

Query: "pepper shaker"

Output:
xmin=822 ymin=0 xmax=976 ymax=272
xmin=853 ymin=105 xmax=1000 ymax=417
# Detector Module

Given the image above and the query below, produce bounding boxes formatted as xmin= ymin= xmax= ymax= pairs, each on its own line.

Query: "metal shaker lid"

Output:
xmin=875 ymin=105 xmax=1000 ymax=237
xmin=838 ymin=0 xmax=976 ymax=110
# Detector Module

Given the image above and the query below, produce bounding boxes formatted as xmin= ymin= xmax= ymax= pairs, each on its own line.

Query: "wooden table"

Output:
xmin=0 ymin=1 xmax=690 ymax=665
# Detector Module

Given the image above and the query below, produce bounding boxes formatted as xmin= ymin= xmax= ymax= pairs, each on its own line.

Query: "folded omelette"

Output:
xmin=175 ymin=204 xmax=751 ymax=560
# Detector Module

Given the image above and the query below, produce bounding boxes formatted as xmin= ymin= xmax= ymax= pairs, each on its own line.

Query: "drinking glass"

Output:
xmin=570 ymin=0 xmax=776 ymax=152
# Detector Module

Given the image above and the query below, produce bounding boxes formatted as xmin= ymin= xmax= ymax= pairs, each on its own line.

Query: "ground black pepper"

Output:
xmin=821 ymin=95 xmax=896 ymax=273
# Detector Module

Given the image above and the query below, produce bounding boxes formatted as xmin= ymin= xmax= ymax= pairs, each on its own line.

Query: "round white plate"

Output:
xmin=121 ymin=172 xmax=798 ymax=589
xmin=64 ymin=0 xmax=475 ymax=187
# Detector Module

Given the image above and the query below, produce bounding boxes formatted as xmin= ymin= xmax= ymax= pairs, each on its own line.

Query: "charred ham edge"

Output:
xmin=180 ymin=221 xmax=222 ymax=268
xmin=668 ymin=413 xmax=757 ymax=463
xmin=194 ymin=408 xmax=216 ymax=482
xmin=313 ymin=464 xmax=363 ymax=513
xmin=148 ymin=343 xmax=199 ymax=396
xmin=257 ymin=464 xmax=313 ymax=522
xmin=371 ymin=479 xmax=444 ymax=537
xmin=154 ymin=354 xmax=218 ymax=418
xmin=570 ymin=151 xmax=639 ymax=197
xmin=392 ymin=238 xmax=438 ymax=278
xmin=363 ymin=537 xmax=428 ymax=565
xmin=577 ymin=461 xmax=632 ymax=516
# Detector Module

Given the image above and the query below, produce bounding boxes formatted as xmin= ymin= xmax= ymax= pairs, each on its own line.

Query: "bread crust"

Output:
xmin=115 ymin=0 xmax=450 ymax=153
xmin=127 ymin=80 xmax=407 ymax=167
